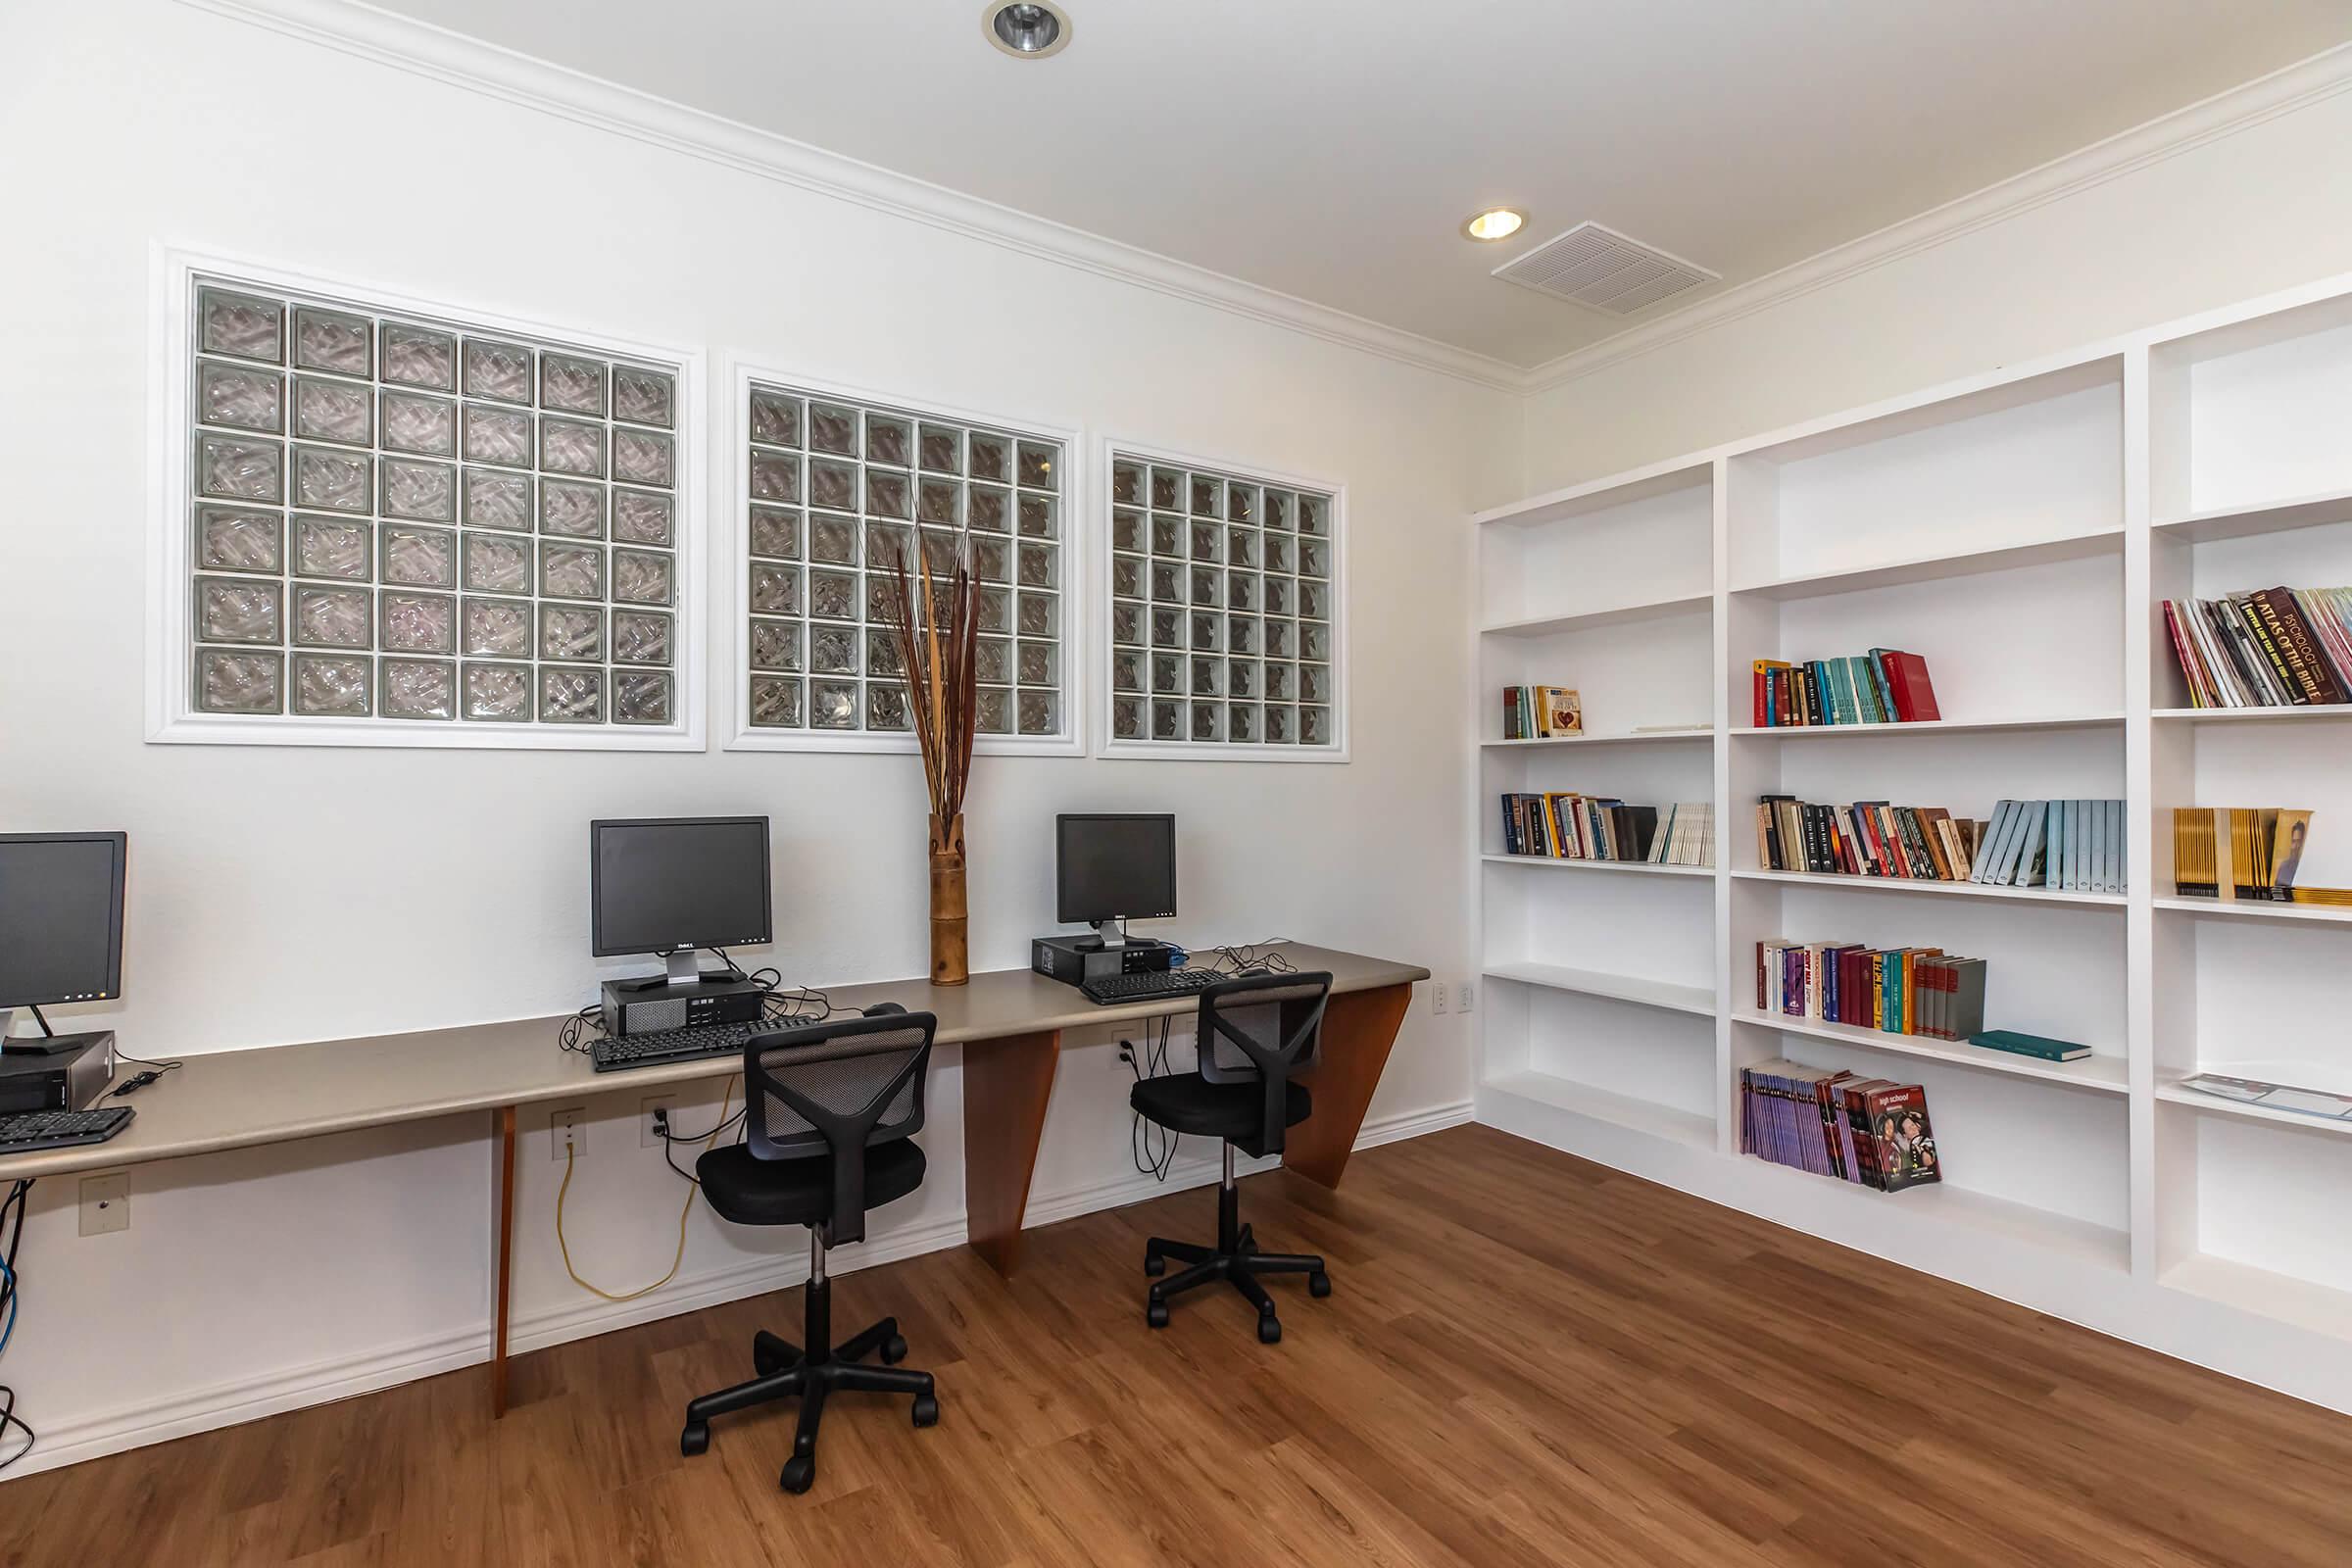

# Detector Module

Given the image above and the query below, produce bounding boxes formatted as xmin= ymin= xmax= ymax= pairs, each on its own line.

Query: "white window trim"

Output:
xmin=721 ymin=358 xmax=1086 ymax=758
xmin=146 ymin=244 xmax=710 ymax=752
xmin=1094 ymin=435 xmax=1350 ymax=763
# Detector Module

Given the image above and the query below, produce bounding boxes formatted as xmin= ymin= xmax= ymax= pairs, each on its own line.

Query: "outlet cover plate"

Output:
xmin=79 ymin=1173 xmax=129 ymax=1236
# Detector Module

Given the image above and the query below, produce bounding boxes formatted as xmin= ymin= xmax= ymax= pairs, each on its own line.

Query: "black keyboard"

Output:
xmin=1080 ymin=968 xmax=1220 ymax=1005
xmin=590 ymin=1014 xmax=821 ymax=1073
xmin=0 ymin=1104 xmax=134 ymax=1153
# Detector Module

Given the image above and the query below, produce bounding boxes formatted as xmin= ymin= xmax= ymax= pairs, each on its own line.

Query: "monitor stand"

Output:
xmin=1090 ymin=918 xmax=1128 ymax=950
xmin=0 ymin=1008 xmax=89 ymax=1055
xmin=612 ymin=951 xmax=726 ymax=997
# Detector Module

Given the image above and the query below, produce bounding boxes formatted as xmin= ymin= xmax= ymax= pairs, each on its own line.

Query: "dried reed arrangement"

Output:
xmin=875 ymin=540 xmax=980 ymax=984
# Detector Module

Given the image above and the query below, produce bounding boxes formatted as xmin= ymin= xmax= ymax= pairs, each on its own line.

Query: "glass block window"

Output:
xmin=1106 ymin=452 xmax=1341 ymax=753
xmin=175 ymin=270 xmax=686 ymax=737
xmin=741 ymin=378 xmax=1069 ymax=744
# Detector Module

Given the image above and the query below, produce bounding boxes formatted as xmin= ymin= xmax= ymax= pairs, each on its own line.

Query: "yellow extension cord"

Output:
xmin=556 ymin=1074 xmax=737 ymax=1302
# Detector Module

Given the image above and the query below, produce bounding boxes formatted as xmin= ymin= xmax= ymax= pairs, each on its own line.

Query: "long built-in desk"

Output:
xmin=0 ymin=944 xmax=1425 ymax=1415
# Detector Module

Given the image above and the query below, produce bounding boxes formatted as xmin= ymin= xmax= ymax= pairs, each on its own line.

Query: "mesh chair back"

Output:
xmin=1194 ymin=972 xmax=1332 ymax=1156
xmin=742 ymin=1005 xmax=933 ymax=1244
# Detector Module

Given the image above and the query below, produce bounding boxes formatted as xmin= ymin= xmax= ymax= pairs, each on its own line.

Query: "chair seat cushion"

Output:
xmin=695 ymin=1139 xmax=927 ymax=1229
xmin=1130 ymin=1071 xmax=1310 ymax=1154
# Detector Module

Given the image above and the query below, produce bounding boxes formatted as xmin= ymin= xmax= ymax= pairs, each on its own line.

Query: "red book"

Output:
xmin=1875 ymin=649 xmax=1941 ymax=722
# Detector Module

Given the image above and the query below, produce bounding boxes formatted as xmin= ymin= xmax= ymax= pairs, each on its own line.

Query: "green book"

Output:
xmin=1968 ymin=1029 xmax=2090 ymax=1062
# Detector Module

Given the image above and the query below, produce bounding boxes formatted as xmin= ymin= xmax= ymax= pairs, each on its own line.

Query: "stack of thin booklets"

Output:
xmin=2171 ymin=806 xmax=2348 ymax=904
xmin=2163 ymin=586 xmax=2352 ymax=709
xmin=1756 ymin=938 xmax=1984 ymax=1041
xmin=1740 ymin=1060 xmax=1940 ymax=1192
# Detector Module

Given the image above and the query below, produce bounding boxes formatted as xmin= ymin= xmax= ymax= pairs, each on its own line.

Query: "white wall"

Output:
xmin=0 ymin=0 xmax=1510 ymax=1473
xmin=1519 ymin=83 xmax=2352 ymax=492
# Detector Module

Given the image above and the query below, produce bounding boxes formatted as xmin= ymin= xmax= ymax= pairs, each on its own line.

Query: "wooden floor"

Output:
xmin=7 ymin=1124 xmax=2351 ymax=1566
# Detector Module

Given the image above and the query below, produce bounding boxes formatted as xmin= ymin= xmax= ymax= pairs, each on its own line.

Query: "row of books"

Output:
xmin=1756 ymin=939 xmax=1986 ymax=1041
xmin=1740 ymin=1061 xmax=1940 ymax=1192
xmin=1750 ymin=649 xmax=1940 ymax=727
xmin=1500 ymin=684 xmax=1583 ymax=739
xmin=1753 ymin=797 xmax=2125 ymax=891
xmin=1977 ymin=799 xmax=2125 ymax=892
xmin=1757 ymin=798 xmax=1983 ymax=883
xmin=2164 ymin=586 xmax=2351 ymax=709
xmin=1496 ymin=794 xmax=1714 ymax=865
xmin=2170 ymin=806 xmax=2349 ymax=904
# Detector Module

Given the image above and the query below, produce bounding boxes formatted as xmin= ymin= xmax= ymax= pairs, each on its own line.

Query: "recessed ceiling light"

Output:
xmin=1461 ymin=208 xmax=1526 ymax=242
xmin=986 ymin=3 xmax=1071 ymax=59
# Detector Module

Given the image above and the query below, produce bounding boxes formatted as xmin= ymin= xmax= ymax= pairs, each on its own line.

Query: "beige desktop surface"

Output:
xmin=0 ymin=945 xmax=1427 ymax=1181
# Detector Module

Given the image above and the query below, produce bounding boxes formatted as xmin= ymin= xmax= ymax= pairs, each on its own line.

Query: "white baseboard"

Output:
xmin=4 ymin=1098 xmax=1471 ymax=1480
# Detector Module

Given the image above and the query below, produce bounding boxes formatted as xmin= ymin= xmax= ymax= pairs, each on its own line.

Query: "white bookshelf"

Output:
xmin=1469 ymin=270 xmax=2352 ymax=1416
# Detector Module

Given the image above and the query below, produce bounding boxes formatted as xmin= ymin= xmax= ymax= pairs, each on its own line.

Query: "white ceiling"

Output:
xmin=361 ymin=0 xmax=2352 ymax=369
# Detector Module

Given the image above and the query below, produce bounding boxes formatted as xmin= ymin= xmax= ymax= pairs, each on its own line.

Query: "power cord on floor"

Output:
xmin=556 ymin=1075 xmax=737 ymax=1302
xmin=0 ymin=1177 xmax=34 ymax=1474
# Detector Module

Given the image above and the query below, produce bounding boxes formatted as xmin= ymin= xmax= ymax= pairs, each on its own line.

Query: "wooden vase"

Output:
xmin=928 ymin=811 xmax=969 ymax=986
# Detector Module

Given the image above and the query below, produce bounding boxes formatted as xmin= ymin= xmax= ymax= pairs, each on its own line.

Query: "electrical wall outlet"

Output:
xmin=641 ymin=1096 xmax=677 ymax=1149
xmin=1431 ymin=980 xmax=1449 ymax=1014
xmin=79 ymin=1173 xmax=129 ymax=1236
xmin=550 ymin=1104 xmax=585 ymax=1161
xmin=1457 ymin=980 xmax=1476 ymax=1013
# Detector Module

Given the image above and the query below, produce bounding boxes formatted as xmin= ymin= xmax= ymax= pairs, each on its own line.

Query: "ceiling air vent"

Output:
xmin=1491 ymin=221 xmax=1719 ymax=316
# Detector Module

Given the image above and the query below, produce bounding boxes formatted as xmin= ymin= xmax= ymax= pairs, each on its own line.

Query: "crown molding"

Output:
xmin=175 ymin=0 xmax=1528 ymax=394
xmin=164 ymin=6 xmax=2352 ymax=402
xmin=1518 ymin=41 xmax=2352 ymax=395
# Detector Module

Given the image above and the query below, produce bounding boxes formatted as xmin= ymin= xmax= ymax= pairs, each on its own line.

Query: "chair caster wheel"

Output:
xmin=679 ymin=1422 xmax=709 ymax=1457
xmin=753 ymin=1330 xmax=791 ymax=1377
xmin=911 ymin=1394 xmax=940 ymax=1428
xmin=1147 ymin=1299 xmax=1170 ymax=1329
xmin=1308 ymin=1270 xmax=1332 ymax=1298
xmin=1258 ymin=1313 xmax=1282 ymax=1345
xmin=880 ymin=1334 xmax=909 ymax=1365
xmin=1144 ymin=1253 xmax=1166 ymax=1277
xmin=779 ymin=1455 xmax=814 ymax=1494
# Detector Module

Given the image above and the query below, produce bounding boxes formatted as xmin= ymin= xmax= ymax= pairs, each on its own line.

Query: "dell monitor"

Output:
xmin=1056 ymin=813 xmax=1176 ymax=948
xmin=590 ymin=817 xmax=772 ymax=986
xmin=0 ymin=831 xmax=127 ymax=1039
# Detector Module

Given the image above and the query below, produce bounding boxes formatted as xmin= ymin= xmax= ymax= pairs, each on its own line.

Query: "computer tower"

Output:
xmin=0 ymin=1032 xmax=116 ymax=1113
xmin=1031 ymin=934 xmax=1176 ymax=987
xmin=600 ymin=975 xmax=769 ymax=1037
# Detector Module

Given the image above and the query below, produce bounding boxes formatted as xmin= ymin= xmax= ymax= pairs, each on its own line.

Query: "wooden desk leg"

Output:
xmin=492 ymin=1103 xmax=516 ymax=1419
xmin=960 ymin=1030 xmax=1060 ymax=1277
xmin=1285 ymin=983 xmax=1413 ymax=1190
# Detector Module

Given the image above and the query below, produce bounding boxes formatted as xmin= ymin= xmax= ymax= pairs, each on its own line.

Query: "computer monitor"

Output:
xmin=590 ymin=817 xmax=772 ymax=986
xmin=0 ymin=832 xmax=127 ymax=1036
xmin=1056 ymin=813 xmax=1176 ymax=948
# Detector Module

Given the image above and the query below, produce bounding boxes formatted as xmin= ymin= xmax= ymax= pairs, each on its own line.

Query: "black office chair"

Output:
xmin=678 ymin=1005 xmax=940 ymax=1494
xmin=1131 ymin=970 xmax=1334 ymax=1344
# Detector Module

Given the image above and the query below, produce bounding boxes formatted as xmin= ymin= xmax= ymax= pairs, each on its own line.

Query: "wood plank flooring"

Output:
xmin=5 ymin=1123 xmax=2349 ymax=1566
